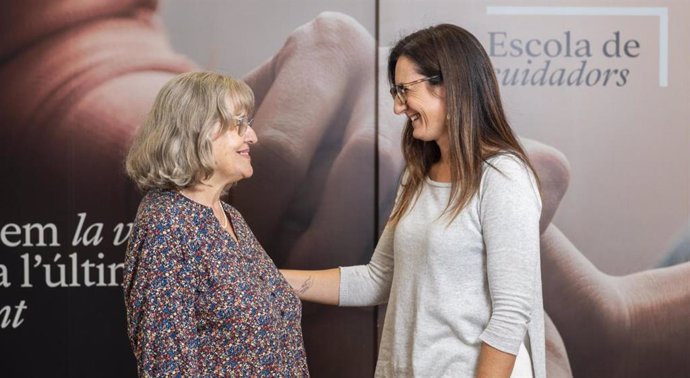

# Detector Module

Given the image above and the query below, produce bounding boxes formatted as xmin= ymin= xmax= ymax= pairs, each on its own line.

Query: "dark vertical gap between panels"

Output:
xmin=373 ymin=3 xmax=380 ymax=247
xmin=373 ymin=0 xmax=381 ymax=374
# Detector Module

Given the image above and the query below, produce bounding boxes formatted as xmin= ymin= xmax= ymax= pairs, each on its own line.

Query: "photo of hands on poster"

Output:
xmin=0 ymin=0 xmax=687 ymax=377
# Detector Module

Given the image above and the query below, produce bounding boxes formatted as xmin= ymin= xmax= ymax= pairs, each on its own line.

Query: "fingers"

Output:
xmin=0 ymin=13 xmax=194 ymax=160
xmin=242 ymin=56 xmax=275 ymax=111
xmin=520 ymin=138 xmax=571 ymax=233
xmin=233 ymin=13 xmax=375 ymax=256
xmin=252 ymin=11 xmax=375 ymax=154
xmin=283 ymin=119 xmax=378 ymax=268
xmin=279 ymin=48 xmax=406 ymax=268
xmin=1 ymin=1 xmax=157 ymax=65
xmin=282 ymin=73 xmax=397 ymax=262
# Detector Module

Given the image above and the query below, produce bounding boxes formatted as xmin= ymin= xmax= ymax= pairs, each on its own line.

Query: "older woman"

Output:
xmin=123 ymin=71 xmax=308 ymax=376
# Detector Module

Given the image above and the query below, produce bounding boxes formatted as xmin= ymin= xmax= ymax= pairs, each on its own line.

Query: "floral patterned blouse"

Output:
xmin=123 ymin=189 xmax=308 ymax=377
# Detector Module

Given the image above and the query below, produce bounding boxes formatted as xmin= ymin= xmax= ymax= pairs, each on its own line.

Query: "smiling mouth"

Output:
xmin=237 ymin=148 xmax=251 ymax=158
xmin=408 ymin=113 xmax=420 ymax=122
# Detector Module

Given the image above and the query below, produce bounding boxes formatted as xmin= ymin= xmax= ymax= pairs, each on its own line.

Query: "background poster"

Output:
xmin=378 ymin=0 xmax=689 ymax=377
xmin=1 ymin=0 xmax=688 ymax=377
xmin=1 ymin=0 xmax=377 ymax=377
xmin=380 ymin=0 xmax=689 ymax=274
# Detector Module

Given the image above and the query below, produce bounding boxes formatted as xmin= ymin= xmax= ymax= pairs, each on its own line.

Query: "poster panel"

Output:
xmin=378 ymin=0 xmax=689 ymax=376
xmin=0 ymin=1 xmax=377 ymax=377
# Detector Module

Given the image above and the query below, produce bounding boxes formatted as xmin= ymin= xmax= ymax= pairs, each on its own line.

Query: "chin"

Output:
xmin=412 ymin=130 xmax=432 ymax=142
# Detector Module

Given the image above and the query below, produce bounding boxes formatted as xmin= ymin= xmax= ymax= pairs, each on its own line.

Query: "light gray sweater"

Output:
xmin=340 ymin=155 xmax=545 ymax=378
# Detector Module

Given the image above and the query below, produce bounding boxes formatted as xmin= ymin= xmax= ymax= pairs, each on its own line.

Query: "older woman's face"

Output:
xmin=392 ymin=56 xmax=447 ymax=147
xmin=210 ymin=97 xmax=258 ymax=185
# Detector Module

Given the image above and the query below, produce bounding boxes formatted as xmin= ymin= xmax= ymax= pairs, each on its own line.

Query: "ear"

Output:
xmin=210 ymin=120 xmax=224 ymax=140
xmin=433 ymin=83 xmax=447 ymax=99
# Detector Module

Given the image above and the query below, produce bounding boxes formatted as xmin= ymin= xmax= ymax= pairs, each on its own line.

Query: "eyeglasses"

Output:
xmin=389 ymin=75 xmax=441 ymax=105
xmin=230 ymin=115 xmax=253 ymax=136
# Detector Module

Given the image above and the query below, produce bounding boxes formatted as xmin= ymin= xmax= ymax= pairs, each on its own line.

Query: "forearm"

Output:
xmin=476 ymin=342 xmax=516 ymax=378
xmin=280 ymin=268 xmax=340 ymax=305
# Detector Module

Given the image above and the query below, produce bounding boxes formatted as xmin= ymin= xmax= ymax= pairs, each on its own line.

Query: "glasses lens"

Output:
xmin=390 ymin=86 xmax=406 ymax=104
xmin=233 ymin=116 xmax=248 ymax=136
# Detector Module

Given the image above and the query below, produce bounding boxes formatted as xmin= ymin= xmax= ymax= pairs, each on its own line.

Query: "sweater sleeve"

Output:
xmin=338 ymin=221 xmax=395 ymax=306
xmin=477 ymin=155 xmax=542 ymax=355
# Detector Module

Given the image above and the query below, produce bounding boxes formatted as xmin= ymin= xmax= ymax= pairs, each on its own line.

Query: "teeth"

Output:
xmin=409 ymin=113 xmax=420 ymax=121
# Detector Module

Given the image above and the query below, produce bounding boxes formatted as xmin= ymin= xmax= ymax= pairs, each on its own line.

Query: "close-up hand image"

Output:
xmin=1 ymin=1 xmax=687 ymax=377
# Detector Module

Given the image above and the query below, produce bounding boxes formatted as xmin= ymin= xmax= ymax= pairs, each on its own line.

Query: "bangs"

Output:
xmin=217 ymin=79 xmax=255 ymax=131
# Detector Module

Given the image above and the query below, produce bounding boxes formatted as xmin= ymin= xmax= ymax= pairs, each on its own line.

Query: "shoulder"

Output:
xmin=483 ymin=153 xmax=532 ymax=176
xmin=482 ymin=153 xmax=537 ymax=185
xmin=126 ymin=191 xmax=184 ymax=264
xmin=127 ymin=190 xmax=204 ymax=263
xmin=131 ymin=190 xmax=198 ymax=243
xmin=480 ymin=153 xmax=541 ymax=205
xmin=135 ymin=189 xmax=181 ymax=224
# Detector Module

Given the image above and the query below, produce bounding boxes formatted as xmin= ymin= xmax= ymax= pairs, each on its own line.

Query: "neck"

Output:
xmin=436 ymin=138 xmax=451 ymax=165
xmin=179 ymin=182 xmax=225 ymax=208
xmin=429 ymin=139 xmax=451 ymax=182
xmin=179 ymin=179 xmax=232 ymax=233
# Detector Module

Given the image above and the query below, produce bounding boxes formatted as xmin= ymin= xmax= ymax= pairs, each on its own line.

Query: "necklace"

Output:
xmin=219 ymin=201 xmax=228 ymax=230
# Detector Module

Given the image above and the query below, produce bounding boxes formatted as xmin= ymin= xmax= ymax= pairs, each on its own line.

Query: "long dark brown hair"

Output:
xmin=388 ymin=24 xmax=540 ymax=224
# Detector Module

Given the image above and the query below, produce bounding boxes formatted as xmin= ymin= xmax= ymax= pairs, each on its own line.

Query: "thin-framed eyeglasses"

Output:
xmin=389 ymin=75 xmax=441 ymax=104
xmin=230 ymin=115 xmax=253 ymax=136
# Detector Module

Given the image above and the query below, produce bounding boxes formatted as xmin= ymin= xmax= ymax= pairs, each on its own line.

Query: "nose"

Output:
xmin=245 ymin=125 xmax=258 ymax=144
xmin=393 ymin=98 xmax=407 ymax=114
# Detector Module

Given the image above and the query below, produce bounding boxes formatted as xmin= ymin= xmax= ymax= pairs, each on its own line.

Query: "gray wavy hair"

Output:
xmin=125 ymin=71 xmax=254 ymax=190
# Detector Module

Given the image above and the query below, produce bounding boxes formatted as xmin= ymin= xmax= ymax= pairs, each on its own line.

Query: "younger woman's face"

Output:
xmin=392 ymin=56 xmax=447 ymax=148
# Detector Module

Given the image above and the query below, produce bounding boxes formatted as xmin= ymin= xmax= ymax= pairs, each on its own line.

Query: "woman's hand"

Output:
xmin=526 ymin=141 xmax=690 ymax=377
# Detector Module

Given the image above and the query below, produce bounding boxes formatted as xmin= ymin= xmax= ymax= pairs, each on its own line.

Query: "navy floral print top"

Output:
xmin=123 ymin=189 xmax=308 ymax=377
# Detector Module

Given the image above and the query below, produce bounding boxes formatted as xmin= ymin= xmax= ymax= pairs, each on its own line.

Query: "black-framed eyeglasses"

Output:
xmin=230 ymin=115 xmax=253 ymax=136
xmin=389 ymin=75 xmax=441 ymax=104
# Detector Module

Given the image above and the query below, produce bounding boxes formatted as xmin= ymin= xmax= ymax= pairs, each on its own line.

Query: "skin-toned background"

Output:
xmin=162 ymin=0 xmax=689 ymax=275
xmin=376 ymin=0 xmax=689 ymax=275
xmin=0 ymin=0 xmax=687 ymax=377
